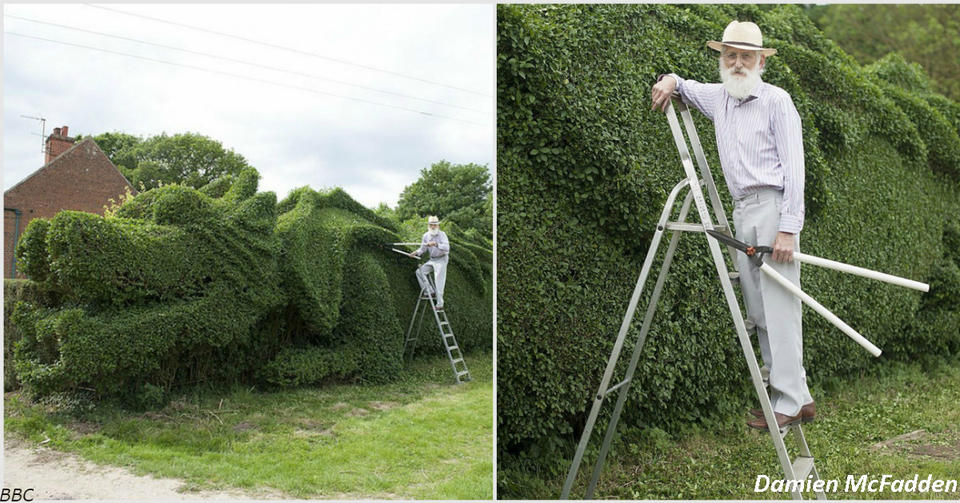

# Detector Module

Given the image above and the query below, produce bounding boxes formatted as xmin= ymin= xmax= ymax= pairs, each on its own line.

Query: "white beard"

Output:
xmin=719 ymin=59 xmax=762 ymax=100
xmin=428 ymin=228 xmax=439 ymax=236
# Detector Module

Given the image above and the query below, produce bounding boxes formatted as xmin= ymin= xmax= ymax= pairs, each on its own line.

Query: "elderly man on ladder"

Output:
xmin=651 ymin=20 xmax=814 ymax=431
xmin=409 ymin=215 xmax=450 ymax=310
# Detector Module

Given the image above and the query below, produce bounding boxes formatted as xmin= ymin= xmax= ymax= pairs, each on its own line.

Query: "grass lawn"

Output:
xmin=5 ymin=352 xmax=493 ymax=499
xmin=501 ymin=355 xmax=960 ymax=500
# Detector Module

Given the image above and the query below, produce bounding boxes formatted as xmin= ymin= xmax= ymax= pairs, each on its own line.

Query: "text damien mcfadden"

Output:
xmin=755 ymin=474 xmax=959 ymax=494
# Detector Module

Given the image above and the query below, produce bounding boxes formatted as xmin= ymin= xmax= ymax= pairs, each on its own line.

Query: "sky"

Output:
xmin=2 ymin=3 xmax=494 ymax=208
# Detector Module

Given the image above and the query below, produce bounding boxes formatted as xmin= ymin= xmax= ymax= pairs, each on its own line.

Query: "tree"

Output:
xmin=373 ymin=202 xmax=398 ymax=223
xmin=808 ymin=5 xmax=960 ymax=101
xmin=91 ymin=132 xmax=254 ymax=190
xmin=89 ymin=132 xmax=141 ymax=162
xmin=397 ymin=161 xmax=492 ymax=237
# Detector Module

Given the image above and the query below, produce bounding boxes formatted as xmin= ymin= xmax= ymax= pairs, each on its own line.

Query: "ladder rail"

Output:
xmin=433 ymin=309 xmax=460 ymax=376
xmin=403 ymin=293 xmax=428 ymax=361
xmin=560 ymin=177 xmax=693 ymax=499
xmin=560 ymin=180 xmax=690 ymax=499
xmin=584 ymin=188 xmax=696 ymax=498
xmin=792 ymin=424 xmax=827 ymax=499
xmin=676 ymin=101 xmax=740 ymax=269
xmin=425 ymin=279 xmax=471 ymax=384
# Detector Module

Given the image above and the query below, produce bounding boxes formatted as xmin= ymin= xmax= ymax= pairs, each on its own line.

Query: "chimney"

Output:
xmin=45 ymin=124 xmax=75 ymax=164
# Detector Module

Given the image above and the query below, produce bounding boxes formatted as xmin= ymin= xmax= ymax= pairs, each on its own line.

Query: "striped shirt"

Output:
xmin=668 ymin=74 xmax=805 ymax=234
xmin=415 ymin=230 xmax=450 ymax=261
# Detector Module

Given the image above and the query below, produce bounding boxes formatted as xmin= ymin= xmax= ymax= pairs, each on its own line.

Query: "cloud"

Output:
xmin=3 ymin=3 xmax=494 ymax=208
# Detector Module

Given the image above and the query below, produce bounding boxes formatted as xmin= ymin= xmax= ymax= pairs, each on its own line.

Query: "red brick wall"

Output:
xmin=4 ymin=139 xmax=134 ymax=278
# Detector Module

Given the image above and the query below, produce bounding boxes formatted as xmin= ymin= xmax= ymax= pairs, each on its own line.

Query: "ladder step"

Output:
xmin=448 ymin=346 xmax=459 ymax=352
xmin=603 ymin=378 xmax=631 ymax=397
xmin=664 ymin=222 xmax=704 ymax=232
xmin=452 ymin=358 xmax=464 ymax=364
xmin=457 ymin=371 xmax=470 ymax=377
xmin=792 ymin=456 xmax=815 ymax=481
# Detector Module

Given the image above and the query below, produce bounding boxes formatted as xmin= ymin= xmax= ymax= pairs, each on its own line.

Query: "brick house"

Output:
xmin=4 ymin=126 xmax=136 ymax=278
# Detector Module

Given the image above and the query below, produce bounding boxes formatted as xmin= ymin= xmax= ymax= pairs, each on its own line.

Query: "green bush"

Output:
xmin=3 ymin=279 xmax=52 ymax=391
xmin=867 ymin=54 xmax=960 ymax=181
xmin=496 ymin=3 xmax=960 ymax=478
xmin=10 ymin=170 xmax=492 ymax=400
xmin=15 ymin=219 xmax=52 ymax=286
xmin=258 ymin=346 xmax=359 ymax=387
xmin=263 ymin=187 xmax=492 ymax=385
xmin=11 ymin=169 xmax=285 ymax=399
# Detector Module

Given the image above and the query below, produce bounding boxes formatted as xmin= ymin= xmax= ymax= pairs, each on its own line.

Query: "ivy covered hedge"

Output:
xmin=4 ymin=279 xmax=50 ymax=391
xmin=260 ymin=186 xmax=493 ymax=386
xmin=10 ymin=169 xmax=491 ymax=405
xmin=497 ymin=2 xmax=960 ymax=473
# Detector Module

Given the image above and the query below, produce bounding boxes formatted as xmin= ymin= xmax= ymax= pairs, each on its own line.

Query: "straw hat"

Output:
xmin=707 ymin=21 xmax=777 ymax=56
xmin=428 ymin=215 xmax=440 ymax=225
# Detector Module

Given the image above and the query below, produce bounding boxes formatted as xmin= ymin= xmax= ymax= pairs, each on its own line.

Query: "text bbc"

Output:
xmin=0 ymin=489 xmax=34 ymax=502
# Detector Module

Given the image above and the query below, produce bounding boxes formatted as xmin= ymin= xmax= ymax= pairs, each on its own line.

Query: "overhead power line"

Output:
xmin=4 ymin=31 xmax=490 ymax=127
xmin=4 ymin=14 xmax=485 ymax=114
xmin=84 ymin=3 xmax=492 ymax=98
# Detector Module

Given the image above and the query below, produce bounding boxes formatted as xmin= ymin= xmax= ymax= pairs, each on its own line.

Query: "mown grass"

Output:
xmin=501 ymin=355 xmax=960 ymax=500
xmin=5 ymin=352 xmax=493 ymax=499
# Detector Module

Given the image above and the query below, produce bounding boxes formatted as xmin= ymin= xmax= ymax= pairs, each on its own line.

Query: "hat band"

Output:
xmin=722 ymin=40 xmax=763 ymax=48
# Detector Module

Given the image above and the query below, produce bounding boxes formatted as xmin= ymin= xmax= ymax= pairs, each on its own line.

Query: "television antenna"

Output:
xmin=20 ymin=114 xmax=47 ymax=155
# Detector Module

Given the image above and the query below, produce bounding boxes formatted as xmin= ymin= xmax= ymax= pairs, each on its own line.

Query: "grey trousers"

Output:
xmin=733 ymin=189 xmax=813 ymax=416
xmin=416 ymin=258 xmax=448 ymax=307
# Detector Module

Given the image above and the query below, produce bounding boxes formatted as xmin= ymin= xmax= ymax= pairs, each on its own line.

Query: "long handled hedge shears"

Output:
xmin=705 ymin=229 xmax=929 ymax=357
xmin=387 ymin=242 xmax=421 ymax=259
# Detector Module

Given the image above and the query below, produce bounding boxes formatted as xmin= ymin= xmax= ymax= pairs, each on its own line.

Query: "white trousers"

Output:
xmin=733 ymin=189 xmax=813 ymax=416
xmin=416 ymin=258 xmax=448 ymax=307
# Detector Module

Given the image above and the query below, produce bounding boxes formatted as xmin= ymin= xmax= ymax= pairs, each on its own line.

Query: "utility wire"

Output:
xmin=5 ymin=14 xmax=485 ymax=114
xmin=84 ymin=3 xmax=492 ymax=98
xmin=4 ymin=31 xmax=490 ymax=127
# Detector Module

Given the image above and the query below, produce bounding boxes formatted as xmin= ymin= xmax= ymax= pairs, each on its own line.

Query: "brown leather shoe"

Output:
xmin=750 ymin=402 xmax=816 ymax=423
xmin=747 ymin=411 xmax=803 ymax=431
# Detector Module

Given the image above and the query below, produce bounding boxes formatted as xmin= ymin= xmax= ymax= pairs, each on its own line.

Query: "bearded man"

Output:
xmin=410 ymin=215 xmax=451 ymax=310
xmin=650 ymin=20 xmax=814 ymax=430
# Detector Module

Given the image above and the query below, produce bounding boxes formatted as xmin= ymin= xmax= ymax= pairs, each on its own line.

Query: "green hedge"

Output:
xmin=497 ymin=3 xmax=960 ymax=474
xmin=3 ymin=279 xmax=51 ymax=391
xmin=11 ymin=169 xmax=284 ymax=402
xmin=262 ymin=186 xmax=491 ymax=385
xmin=10 ymin=170 xmax=492 ymax=402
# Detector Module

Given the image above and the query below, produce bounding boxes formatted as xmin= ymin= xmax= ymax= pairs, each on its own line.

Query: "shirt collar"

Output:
xmin=740 ymin=79 xmax=764 ymax=103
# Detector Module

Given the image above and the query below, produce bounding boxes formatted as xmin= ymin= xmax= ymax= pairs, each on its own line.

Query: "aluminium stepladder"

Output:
xmin=403 ymin=277 xmax=471 ymax=384
xmin=560 ymin=95 xmax=826 ymax=500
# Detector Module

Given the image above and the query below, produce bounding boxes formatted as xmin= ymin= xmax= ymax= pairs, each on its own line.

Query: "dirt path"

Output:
xmin=3 ymin=436 xmax=281 ymax=500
